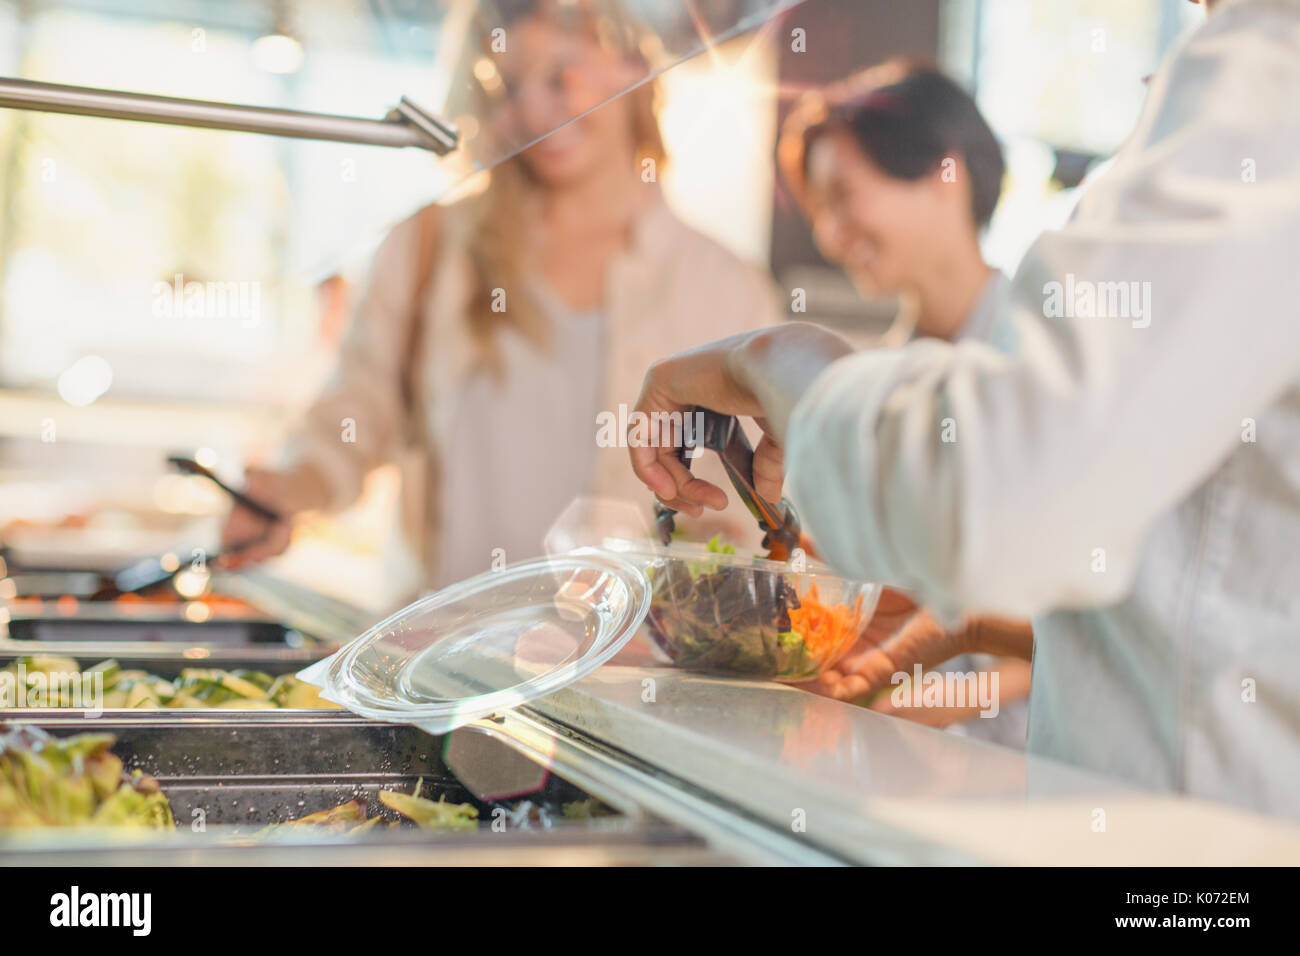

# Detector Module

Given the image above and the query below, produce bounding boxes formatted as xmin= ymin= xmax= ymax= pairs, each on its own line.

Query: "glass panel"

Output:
xmin=442 ymin=0 xmax=801 ymax=185
xmin=0 ymin=0 xmax=796 ymax=406
xmin=0 ymin=0 xmax=801 ymax=194
xmin=0 ymin=1 xmax=793 ymax=607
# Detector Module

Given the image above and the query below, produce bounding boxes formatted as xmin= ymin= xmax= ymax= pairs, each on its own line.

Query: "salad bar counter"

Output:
xmin=0 ymin=529 xmax=854 ymax=865
xmin=0 ymin=711 xmax=725 ymax=865
xmin=7 ymin=507 xmax=1299 ymax=867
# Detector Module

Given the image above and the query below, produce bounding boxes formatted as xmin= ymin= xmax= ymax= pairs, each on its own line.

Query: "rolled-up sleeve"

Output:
xmin=786 ymin=4 xmax=1300 ymax=620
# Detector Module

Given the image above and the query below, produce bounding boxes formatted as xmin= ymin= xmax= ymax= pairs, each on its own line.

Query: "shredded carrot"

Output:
xmin=788 ymin=584 xmax=864 ymax=658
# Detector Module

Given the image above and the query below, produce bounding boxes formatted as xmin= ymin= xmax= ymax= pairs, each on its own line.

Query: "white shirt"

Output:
xmin=786 ymin=0 xmax=1300 ymax=819
xmin=914 ymin=271 xmax=1033 ymax=750
xmin=436 ymin=285 xmax=606 ymax=586
xmin=285 ymin=191 xmax=781 ymax=594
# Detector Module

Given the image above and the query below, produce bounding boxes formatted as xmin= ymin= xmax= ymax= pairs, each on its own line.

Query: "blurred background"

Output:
xmin=0 ymin=0 xmax=1203 ymax=611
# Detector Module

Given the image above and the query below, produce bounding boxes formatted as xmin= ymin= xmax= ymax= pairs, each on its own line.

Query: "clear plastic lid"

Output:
xmin=298 ymin=549 xmax=649 ymax=732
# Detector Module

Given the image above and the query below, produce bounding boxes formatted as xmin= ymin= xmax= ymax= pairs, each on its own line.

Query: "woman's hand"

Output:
xmin=629 ymin=323 xmax=854 ymax=514
xmin=216 ymin=465 xmax=328 ymax=569
xmin=864 ymin=657 xmax=1034 ymax=728
xmin=810 ymin=608 xmax=1034 ymax=703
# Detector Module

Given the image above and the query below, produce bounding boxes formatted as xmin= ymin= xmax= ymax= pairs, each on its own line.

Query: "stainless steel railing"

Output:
xmin=0 ymin=76 xmax=458 ymax=153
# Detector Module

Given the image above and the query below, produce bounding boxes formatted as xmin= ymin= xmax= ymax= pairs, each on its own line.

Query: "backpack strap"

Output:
xmin=400 ymin=204 xmax=441 ymax=429
xmin=397 ymin=204 xmax=442 ymax=575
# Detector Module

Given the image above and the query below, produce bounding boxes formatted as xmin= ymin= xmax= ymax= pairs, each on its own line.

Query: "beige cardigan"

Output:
xmin=284 ymin=191 xmax=782 ymax=588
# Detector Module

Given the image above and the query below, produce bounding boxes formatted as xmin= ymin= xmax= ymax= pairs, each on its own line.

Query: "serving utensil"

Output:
xmin=91 ymin=457 xmax=283 ymax=599
xmin=652 ymin=408 xmax=801 ymax=561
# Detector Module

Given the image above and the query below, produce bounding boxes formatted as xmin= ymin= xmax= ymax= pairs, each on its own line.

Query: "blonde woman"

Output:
xmin=220 ymin=1 xmax=780 ymax=591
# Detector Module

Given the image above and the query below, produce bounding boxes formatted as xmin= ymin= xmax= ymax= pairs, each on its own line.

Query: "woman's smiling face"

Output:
xmin=496 ymin=17 xmax=641 ymax=187
xmin=802 ymin=128 xmax=969 ymax=297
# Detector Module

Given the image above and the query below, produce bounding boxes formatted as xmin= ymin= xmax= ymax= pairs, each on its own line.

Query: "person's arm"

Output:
xmin=787 ymin=6 xmax=1300 ymax=619
xmin=631 ymin=322 xmax=854 ymax=517
xmin=808 ymin=607 xmax=1033 ymax=703
xmin=220 ymin=210 xmax=433 ymax=565
xmin=282 ymin=210 xmax=433 ymax=510
xmin=632 ymin=4 xmax=1300 ymax=620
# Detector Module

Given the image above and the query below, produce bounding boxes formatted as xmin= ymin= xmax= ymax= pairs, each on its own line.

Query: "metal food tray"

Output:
xmin=0 ymin=648 xmax=343 ymax=713
xmin=0 ymin=569 xmax=104 ymax=598
xmin=4 ymin=615 xmax=296 ymax=646
xmin=0 ymin=635 xmax=330 ymax=668
xmin=0 ymin=565 xmax=369 ymax=660
xmin=0 ymin=712 xmax=708 ymax=864
xmin=0 ymin=647 xmax=320 ymax=680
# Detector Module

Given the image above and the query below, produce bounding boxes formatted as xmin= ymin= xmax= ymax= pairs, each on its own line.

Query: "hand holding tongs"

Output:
xmin=653 ymin=408 xmax=801 ymax=562
xmin=168 ymin=456 xmax=282 ymax=523
xmin=92 ymin=457 xmax=284 ymax=599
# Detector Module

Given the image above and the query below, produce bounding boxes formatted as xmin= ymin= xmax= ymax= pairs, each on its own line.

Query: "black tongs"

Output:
xmin=91 ymin=457 xmax=283 ymax=600
xmin=167 ymin=456 xmax=282 ymax=523
xmin=653 ymin=408 xmax=801 ymax=561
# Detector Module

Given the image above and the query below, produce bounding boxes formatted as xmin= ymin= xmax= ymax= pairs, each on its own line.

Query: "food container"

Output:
xmin=617 ymin=541 xmax=878 ymax=682
xmin=4 ymin=613 xmax=297 ymax=647
xmin=0 ymin=649 xmax=341 ymax=712
xmin=0 ymin=713 xmax=603 ymax=826
xmin=544 ymin=496 xmax=881 ymax=681
xmin=297 ymin=499 xmax=880 ymax=736
xmin=0 ymin=713 xmax=703 ymax=864
xmin=0 ymin=649 xmax=311 ymax=682
xmin=0 ymin=561 xmax=347 ymax=665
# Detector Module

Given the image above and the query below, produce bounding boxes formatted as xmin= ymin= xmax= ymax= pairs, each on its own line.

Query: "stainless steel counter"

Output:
xmin=528 ymin=664 xmax=1300 ymax=865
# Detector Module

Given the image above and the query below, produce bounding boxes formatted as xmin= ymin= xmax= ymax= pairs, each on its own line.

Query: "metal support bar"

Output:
xmin=0 ymin=76 xmax=459 ymax=154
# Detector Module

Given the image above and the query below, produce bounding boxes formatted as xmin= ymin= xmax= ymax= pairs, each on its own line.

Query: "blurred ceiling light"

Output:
xmin=159 ymin=552 xmax=180 ymax=573
xmin=183 ymin=601 xmax=212 ymax=623
xmin=56 ymin=355 xmax=113 ymax=407
xmin=152 ymin=475 xmax=218 ymax=515
xmin=174 ymin=568 xmax=211 ymax=600
xmin=253 ymin=33 xmax=304 ymax=74
xmin=473 ymin=57 xmax=502 ymax=92
xmin=194 ymin=447 xmax=218 ymax=469
xmin=456 ymin=114 xmax=481 ymax=141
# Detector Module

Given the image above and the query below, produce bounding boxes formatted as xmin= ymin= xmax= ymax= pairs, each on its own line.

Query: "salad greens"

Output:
xmin=378 ymin=782 xmax=479 ymax=832
xmin=0 ymin=655 xmax=339 ymax=710
xmin=647 ymin=541 xmax=816 ymax=679
xmin=0 ymin=724 xmax=174 ymax=828
xmin=646 ymin=537 xmax=865 ymax=681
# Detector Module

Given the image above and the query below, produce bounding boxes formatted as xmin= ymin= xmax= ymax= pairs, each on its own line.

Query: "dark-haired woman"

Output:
xmin=780 ymin=59 xmax=1009 ymax=348
xmin=630 ymin=0 xmax=1300 ymax=816
xmin=778 ymin=61 xmax=1032 ymax=744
